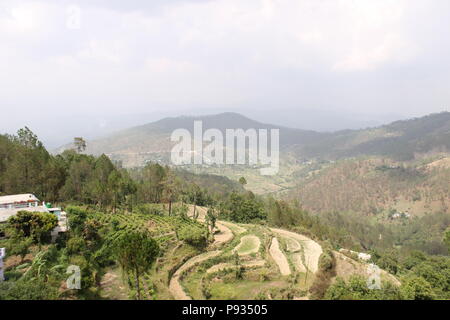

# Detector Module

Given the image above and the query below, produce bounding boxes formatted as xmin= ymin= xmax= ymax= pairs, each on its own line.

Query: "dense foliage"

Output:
xmin=219 ymin=191 xmax=266 ymax=223
xmin=114 ymin=231 xmax=160 ymax=300
xmin=0 ymin=128 xmax=448 ymax=300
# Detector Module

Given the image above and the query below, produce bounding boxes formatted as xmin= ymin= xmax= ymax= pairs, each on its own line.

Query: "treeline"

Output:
xmin=0 ymin=128 xmax=66 ymax=202
xmin=218 ymin=191 xmax=266 ymax=223
xmin=0 ymin=128 xmax=240 ymax=211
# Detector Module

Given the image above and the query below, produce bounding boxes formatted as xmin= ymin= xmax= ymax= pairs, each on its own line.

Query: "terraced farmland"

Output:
xmin=95 ymin=207 xmax=209 ymax=300
xmin=173 ymin=206 xmax=323 ymax=300
xmin=91 ymin=211 xmax=204 ymax=242
xmin=96 ymin=205 xmax=395 ymax=300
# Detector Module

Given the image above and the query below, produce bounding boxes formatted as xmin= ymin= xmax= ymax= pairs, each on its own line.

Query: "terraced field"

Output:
xmin=96 ymin=205 xmax=396 ymax=300
xmin=172 ymin=206 xmax=324 ymax=300
xmin=95 ymin=207 xmax=209 ymax=300
xmin=233 ymin=235 xmax=261 ymax=256
xmin=270 ymin=228 xmax=323 ymax=273
xmin=269 ymin=237 xmax=291 ymax=276
xmin=91 ymin=210 xmax=205 ymax=248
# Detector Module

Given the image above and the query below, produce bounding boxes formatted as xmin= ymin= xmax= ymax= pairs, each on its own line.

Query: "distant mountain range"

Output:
xmin=57 ymin=111 xmax=450 ymax=167
xmin=298 ymin=111 xmax=450 ymax=161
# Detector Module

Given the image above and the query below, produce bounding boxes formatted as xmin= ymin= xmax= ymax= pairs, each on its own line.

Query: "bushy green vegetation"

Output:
xmin=325 ymin=275 xmax=401 ymax=300
xmin=1 ymin=203 xmax=202 ymax=299
xmin=7 ymin=211 xmax=58 ymax=245
xmin=1 ymin=127 xmax=448 ymax=300
xmin=219 ymin=191 xmax=266 ymax=223
xmin=0 ymin=128 xmax=241 ymax=212
xmin=176 ymin=225 xmax=208 ymax=248
xmin=114 ymin=231 xmax=160 ymax=300
xmin=325 ymin=249 xmax=449 ymax=300
xmin=309 ymin=242 xmax=336 ymax=299
xmin=260 ymin=199 xmax=450 ymax=300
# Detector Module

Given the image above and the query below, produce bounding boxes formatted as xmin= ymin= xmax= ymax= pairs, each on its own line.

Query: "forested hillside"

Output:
xmin=0 ymin=128 xmax=241 ymax=207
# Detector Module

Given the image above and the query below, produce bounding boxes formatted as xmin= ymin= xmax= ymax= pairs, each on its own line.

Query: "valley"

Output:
xmin=1 ymin=113 xmax=449 ymax=301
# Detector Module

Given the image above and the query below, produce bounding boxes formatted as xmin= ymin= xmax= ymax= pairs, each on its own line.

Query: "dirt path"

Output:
xmin=269 ymin=237 xmax=291 ymax=276
xmin=191 ymin=206 xmax=234 ymax=247
xmin=213 ymin=221 xmax=233 ymax=247
xmin=170 ymin=205 xmax=322 ymax=299
xmin=243 ymin=259 xmax=266 ymax=268
xmin=169 ymin=205 xmax=234 ymax=299
xmin=169 ymin=250 xmax=221 ymax=300
xmin=270 ymin=228 xmax=322 ymax=273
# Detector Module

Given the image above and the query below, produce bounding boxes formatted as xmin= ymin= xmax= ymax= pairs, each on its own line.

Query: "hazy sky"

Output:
xmin=1 ymin=0 xmax=450 ymax=147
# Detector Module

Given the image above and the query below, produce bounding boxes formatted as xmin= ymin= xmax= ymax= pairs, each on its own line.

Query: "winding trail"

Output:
xmin=169 ymin=250 xmax=221 ymax=300
xmin=169 ymin=205 xmax=234 ymax=300
xmin=188 ymin=206 xmax=233 ymax=247
xmin=169 ymin=205 xmax=323 ymax=299
xmin=213 ymin=221 xmax=233 ymax=247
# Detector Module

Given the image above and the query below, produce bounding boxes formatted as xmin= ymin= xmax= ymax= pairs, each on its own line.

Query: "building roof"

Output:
xmin=0 ymin=194 xmax=39 ymax=205
xmin=0 ymin=206 xmax=48 ymax=223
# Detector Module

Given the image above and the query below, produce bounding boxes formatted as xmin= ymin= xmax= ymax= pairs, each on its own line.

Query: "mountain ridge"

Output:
xmin=56 ymin=111 xmax=450 ymax=167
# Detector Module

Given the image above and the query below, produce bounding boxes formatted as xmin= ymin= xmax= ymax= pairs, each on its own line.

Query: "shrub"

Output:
xmin=66 ymin=206 xmax=88 ymax=235
xmin=7 ymin=211 xmax=58 ymax=245
xmin=325 ymin=275 xmax=402 ymax=300
xmin=66 ymin=236 xmax=86 ymax=255
xmin=310 ymin=245 xmax=336 ymax=299
xmin=400 ymin=275 xmax=436 ymax=300
xmin=0 ymin=278 xmax=59 ymax=300
xmin=319 ymin=251 xmax=334 ymax=272
xmin=176 ymin=225 xmax=208 ymax=248
xmin=135 ymin=204 xmax=164 ymax=216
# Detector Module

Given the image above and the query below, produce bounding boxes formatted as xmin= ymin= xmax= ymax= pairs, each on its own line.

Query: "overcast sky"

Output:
xmin=1 ymin=0 xmax=450 ymax=147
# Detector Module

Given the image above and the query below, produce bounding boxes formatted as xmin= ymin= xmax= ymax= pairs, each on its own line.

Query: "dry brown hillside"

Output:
xmin=291 ymin=158 xmax=450 ymax=217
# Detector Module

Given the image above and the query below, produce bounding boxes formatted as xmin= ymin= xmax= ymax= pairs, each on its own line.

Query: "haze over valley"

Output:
xmin=1 ymin=0 xmax=449 ymax=302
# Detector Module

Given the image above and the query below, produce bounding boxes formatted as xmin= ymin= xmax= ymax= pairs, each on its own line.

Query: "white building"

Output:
xmin=0 ymin=194 xmax=48 ymax=223
xmin=0 ymin=193 xmax=40 ymax=210
xmin=0 ymin=194 xmax=67 ymax=237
